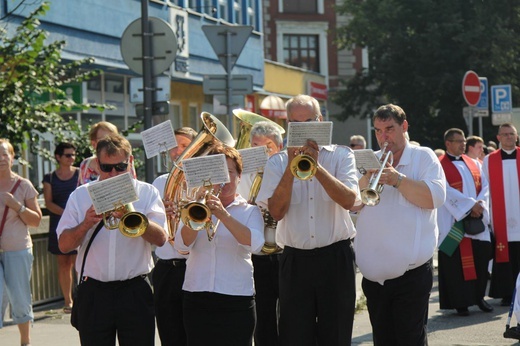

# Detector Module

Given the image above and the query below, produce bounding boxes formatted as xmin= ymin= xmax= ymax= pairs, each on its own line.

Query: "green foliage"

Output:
xmin=334 ymin=0 xmax=520 ymax=148
xmin=0 ymin=2 xmax=106 ymax=163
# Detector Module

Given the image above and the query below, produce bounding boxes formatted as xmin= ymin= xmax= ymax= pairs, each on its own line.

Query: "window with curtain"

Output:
xmin=283 ymin=34 xmax=319 ymax=72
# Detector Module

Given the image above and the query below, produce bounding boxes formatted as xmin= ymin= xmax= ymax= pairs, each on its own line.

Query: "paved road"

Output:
xmin=1 ymin=268 xmax=519 ymax=345
xmin=352 ymin=269 xmax=519 ymax=346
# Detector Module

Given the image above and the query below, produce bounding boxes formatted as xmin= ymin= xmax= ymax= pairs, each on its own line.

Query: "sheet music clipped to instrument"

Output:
xmin=182 ymin=154 xmax=230 ymax=189
xmin=141 ymin=120 xmax=177 ymax=158
xmin=87 ymin=172 xmax=138 ymax=214
xmin=287 ymin=122 xmax=333 ymax=147
xmin=238 ymin=146 xmax=269 ymax=175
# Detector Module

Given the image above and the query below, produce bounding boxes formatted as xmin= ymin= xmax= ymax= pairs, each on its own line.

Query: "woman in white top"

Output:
xmin=174 ymin=144 xmax=264 ymax=346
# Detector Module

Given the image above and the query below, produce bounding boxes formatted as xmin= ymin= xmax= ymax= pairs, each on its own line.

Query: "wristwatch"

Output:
xmin=18 ymin=205 xmax=26 ymax=214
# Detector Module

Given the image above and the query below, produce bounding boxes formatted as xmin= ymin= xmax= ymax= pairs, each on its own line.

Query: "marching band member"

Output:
xmin=174 ymin=144 xmax=264 ymax=346
xmin=57 ymin=134 xmax=167 ymax=346
xmin=152 ymin=127 xmax=197 ymax=346
xmin=257 ymin=94 xmax=360 ymax=346
xmin=237 ymin=121 xmax=284 ymax=346
xmin=355 ymin=104 xmax=446 ymax=345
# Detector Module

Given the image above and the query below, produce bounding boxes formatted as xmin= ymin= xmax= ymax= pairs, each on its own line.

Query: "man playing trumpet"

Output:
xmin=57 ymin=134 xmax=167 ymax=346
xmin=355 ymin=104 xmax=446 ymax=345
xmin=257 ymin=94 xmax=360 ymax=346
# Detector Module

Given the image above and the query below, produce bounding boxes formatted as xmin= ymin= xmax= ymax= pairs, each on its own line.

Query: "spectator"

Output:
xmin=43 ymin=142 xmax=80 ymax=313
xmin=0 ymin=138 xmax=42 ymax=346
xmin=349 ymin=135 xmax=366 ymax=149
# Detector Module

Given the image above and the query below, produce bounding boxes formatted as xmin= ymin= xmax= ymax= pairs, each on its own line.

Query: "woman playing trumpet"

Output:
xmin=174 ymin=144 xmax=264 ymax=346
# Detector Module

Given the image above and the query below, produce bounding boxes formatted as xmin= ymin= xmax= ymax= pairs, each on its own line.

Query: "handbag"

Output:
xmin=463 ymin=214 xmax=485 ymax=235
xmin=71 ymin=221 xmax=104 ymax=330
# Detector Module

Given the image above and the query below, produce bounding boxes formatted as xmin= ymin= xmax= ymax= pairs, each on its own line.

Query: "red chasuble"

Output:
xmin=488 ymin=148 xmax=520 ymax=263
xmin=440 ymin=154 xmax=482 ymax=281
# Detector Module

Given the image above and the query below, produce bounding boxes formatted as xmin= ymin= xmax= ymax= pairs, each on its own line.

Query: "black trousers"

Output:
xmin=183 ymin=291 xmax=256 ymax=346
xmin=438 ymin=239 xmax=491 ymax=309
xmin=152 ymin=258 xmax=187 ymax=346
xmin=362 ymin=259 xmax=433 ymax=346
xmin=279 ymin=239 xmax=356 ymax=346
xmin=490 ymin=241 xmax=520 ymax=299
xmin=77 ymin=275 xmax=155 ymax=346
xmin=252 ymin=253 xmax=281 ymax=346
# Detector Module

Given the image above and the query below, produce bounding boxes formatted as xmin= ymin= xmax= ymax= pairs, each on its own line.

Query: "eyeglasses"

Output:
xmin=98 ymin=161 xmax=129 ymax=173
xmin=350 ymin=143 xmax=361 ymax=148
xmin=62 ymin=154 xmax=76 ymax=158
xmin=448 ymin=139 xmax=467 ymax=144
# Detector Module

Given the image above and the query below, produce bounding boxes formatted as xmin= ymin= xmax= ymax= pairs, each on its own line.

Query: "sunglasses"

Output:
xmin=62 ymin=153 xmax=76 ymax=158
xmin=99 ymin=161 xmax=129 ymax=173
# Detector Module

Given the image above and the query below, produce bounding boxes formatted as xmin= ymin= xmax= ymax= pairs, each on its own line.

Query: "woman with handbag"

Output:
xmin=0 ymin=138 xmax=42 ymax=346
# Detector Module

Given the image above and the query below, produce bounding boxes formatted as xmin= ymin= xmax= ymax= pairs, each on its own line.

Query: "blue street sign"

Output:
xmin=476 ymin=78 xmax=488 ymax=110
xmin=491 ymin=84 xmax=512 ymax=113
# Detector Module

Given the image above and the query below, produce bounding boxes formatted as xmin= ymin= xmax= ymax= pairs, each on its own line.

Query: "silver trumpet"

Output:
xmin=360 ymin=142 xmax=393 ymax=206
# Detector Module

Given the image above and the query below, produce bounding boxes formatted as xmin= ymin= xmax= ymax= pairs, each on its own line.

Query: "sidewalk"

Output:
xmin=1 ymin=271 xmax=367 ymax=345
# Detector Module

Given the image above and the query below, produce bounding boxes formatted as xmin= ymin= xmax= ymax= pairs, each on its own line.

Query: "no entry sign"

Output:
xmin=462 ymin=70 xmax=481 ymax=106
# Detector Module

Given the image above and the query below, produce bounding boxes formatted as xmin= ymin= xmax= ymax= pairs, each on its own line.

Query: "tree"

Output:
xmin=334 ymin=0 xmax=520 ymax=148
xmin=0 ymin=2 xmax=105 ymax=163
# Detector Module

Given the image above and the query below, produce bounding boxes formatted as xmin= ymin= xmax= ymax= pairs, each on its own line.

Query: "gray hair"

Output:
xmin=250 ymin=121 xmax=283 ymax=147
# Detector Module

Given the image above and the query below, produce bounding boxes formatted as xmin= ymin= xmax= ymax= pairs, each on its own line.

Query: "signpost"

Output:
xmin=120 ymin=0 xmax=178 ymax=183
xmin=462 ymin=70 xmax=481 ymax=106
xmin=202 ymin=25 xmax=253 ymax=131
xmin=491 ymin=84 xmax=513 ymax=125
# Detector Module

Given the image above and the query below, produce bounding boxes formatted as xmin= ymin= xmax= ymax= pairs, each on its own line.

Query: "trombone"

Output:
xmin=360 ymin=142 xmax=393 ymax=206
xmin=103 ymin=202 xmax=149 ymax=237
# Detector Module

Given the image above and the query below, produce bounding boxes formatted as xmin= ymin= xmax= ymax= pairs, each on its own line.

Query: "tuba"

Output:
xmin=360 ymin=142 xmax=393 ymax=206
xmin=163 ymin=112 xmax=235 ymax=239
xmin=103 ymin=202 xmax=149 ymax=238
xmin=233 ymin=109 xmax=286 ymax=150
xmin=248 ymin=171 xmax=282 ymax=254
xmin=236 ymin=109 xmax=285 ymax=254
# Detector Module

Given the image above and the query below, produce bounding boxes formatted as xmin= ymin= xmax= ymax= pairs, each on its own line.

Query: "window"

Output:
xmin=283 ymin=34 xmax=319 ymax=72
xmin=283 ymin=0 xmax=318 ymax=13
xmin=188 ymin=104 xmax=198 ymax=130
xmin=219 ymin=0 xmax=228 ymax=21
xmin=233 ymin=0 xmax=241 ymax=24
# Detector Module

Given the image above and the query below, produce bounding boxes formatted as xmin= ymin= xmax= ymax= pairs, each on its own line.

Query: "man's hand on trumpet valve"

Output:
xmin=84 ymin=205 xmax=103 ymax=229
xmin=363 ymin=164 xmax=400 ymax=187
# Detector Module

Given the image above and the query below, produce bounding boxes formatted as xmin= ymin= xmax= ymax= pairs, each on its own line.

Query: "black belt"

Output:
xmin=157 ymin=258 xmax=187 ymax=267
xmin=283 ymin=239 xmax=352 ymax=256
xmin=252 ymin=253 xmax=282 ymax=261
xmin=82 ymin=274 xmax=146 ymax=288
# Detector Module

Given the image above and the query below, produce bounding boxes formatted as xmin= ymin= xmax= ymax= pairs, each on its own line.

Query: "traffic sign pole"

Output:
xmin=141 ymin=0 xmax=154 ymax=183
xmin=226 ymin=30 xmax=233 ymax=131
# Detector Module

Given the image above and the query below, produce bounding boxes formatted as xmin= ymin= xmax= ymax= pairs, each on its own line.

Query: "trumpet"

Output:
xmin=360 ymin=142 xmax=393 ymax=206
xmin=290 ymin=152 xmax=317 ymax=180
xmin=180 ymin=181 xmax=224 ymax=241
xmin=103 ymin=203 xmax=149 ymax=237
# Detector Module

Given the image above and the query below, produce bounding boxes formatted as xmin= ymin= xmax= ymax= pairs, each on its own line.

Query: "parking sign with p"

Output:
xmin=491 ymin=84 xmax=512 ymax=113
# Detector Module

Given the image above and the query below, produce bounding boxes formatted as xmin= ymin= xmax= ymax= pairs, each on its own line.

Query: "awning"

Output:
xmin=260 ymin=95 xmax=287 ymax=119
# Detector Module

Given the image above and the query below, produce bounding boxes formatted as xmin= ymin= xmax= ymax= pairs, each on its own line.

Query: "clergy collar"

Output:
xmin=446 ymin=152 xmax=463 ymax=161
xmin=501 ymin=148 xmax=517 ymax=160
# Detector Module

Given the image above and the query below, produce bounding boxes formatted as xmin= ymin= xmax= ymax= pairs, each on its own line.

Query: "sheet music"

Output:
xmin=287 ymin=121 xmax=333 ymax=147
xmin=182 ymin=154 xmax=230 ymax=189
xmin=354 ymin=149 xmax=382 ymax=175
xmin=87 ymin=172 xmax=138 ymax=214
xmin=238 ymin=146 xmax=269 ymax=175
xmin=141 ymin=120 xmax=177 ymax=158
